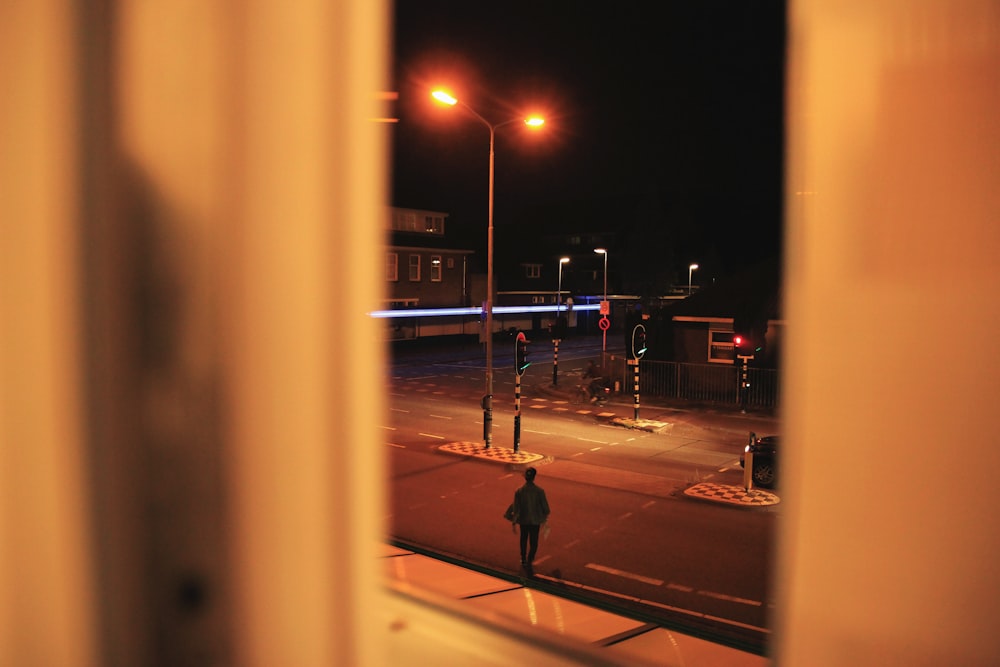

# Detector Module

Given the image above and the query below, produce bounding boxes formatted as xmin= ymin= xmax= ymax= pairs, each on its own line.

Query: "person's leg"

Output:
xmin=518 ymin=526 xmax=528 ymax=564
xmin=526 ymin=525 xmax=541 ymax=563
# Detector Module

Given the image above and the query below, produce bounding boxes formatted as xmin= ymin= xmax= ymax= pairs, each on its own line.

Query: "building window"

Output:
xmin=446 ymin=257 xmax=455 ymax=269
xmin=430 ymin=255 xmax=442 ymax=282
xmin=709 ymin=330 xmax=737 ymax=363
xmin=408 ymin=254 xmax=420 ymax=281
xmin=525 ymin=264 xmax=541 ymax=279
xmin=424 ymin=216 xmax=444 ymax=234
xmin=386 ymin=253 xmax=398 ymax=281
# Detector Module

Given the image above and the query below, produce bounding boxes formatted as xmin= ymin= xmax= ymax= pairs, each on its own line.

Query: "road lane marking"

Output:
xmin=577 ymin=437 xmax=606 ymax=444
xmin=667 ymin=582 xmax=694 ymax=593
xmin=429 ymin=414 xmax=452 ymax=420
xmin=381 ymin=425 xmax=397 ymax=430
xmin=390 ymin=408 xmax=408 ymax=413
xmin=590 ymin=446 xmax=602 ymax=452
xmin=387 ymin=443 xmax=405 ymax=449
xmin=641 ymin=500 xmax=656 ymax=509
xmin=618 ymin=512 xmax=632 ymax=520
xmin=533 ymin=573 xmax=770 ymax=635
xmin=525 ymin=429 xmax=553 ymax=435
xmin=418 ymin=432 xmax=446 ymax=440
xmin=697 ymin=590 xmax=763 ymax=607
xmin=585 ymin=563 xmax=664 ymax=587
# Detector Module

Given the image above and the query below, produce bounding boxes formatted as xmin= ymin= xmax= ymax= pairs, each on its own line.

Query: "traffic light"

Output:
xmin=631 ymin=324 xmax=647 ymax=359
xmin=515 ymin=331 xmax=530 ymax=375
xmin=733 ymin=333 xmax=760 ymax=358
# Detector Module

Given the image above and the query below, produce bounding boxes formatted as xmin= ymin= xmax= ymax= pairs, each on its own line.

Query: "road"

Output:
xmin=385 ymin=336 xmax=779 ymax=652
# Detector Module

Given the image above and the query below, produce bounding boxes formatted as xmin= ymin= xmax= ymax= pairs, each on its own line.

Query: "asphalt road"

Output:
xmin=386 ymin=338 xmax=780 ymax=652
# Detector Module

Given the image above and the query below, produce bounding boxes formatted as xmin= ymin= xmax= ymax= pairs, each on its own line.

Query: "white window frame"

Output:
xmin=386 ymin=252 xmax=398 ymax=281
xmin=709 ymin=329 xmax=737 ymax=364
xmin=408 ymin=254 xmax=420 ymax=281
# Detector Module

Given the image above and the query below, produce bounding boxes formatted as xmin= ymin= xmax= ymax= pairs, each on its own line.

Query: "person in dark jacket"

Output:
xmin=510 ymin=467 xmax=550 ymax=571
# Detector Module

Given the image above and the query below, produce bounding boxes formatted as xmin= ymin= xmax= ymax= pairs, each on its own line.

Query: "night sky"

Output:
xmin=390 ymin=2 xmax=787 ymax=283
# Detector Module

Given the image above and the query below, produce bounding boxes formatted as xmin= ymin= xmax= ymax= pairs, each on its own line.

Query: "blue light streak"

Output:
xmin=369 ymin=303 xmax=601 ymax=319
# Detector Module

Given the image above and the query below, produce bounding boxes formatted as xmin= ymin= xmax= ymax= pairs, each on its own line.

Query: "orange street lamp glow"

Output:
xmin=431 ymin=90 xmax=457 ymax=105
xmin=525 ymin=117 xmax=544 ymax=127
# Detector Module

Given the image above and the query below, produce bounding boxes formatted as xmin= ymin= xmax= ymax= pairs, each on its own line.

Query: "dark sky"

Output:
xmin=390 ymin=2 xmax=786 ymax=280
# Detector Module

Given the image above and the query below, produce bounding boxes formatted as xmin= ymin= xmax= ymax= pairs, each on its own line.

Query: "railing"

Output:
xmin=610 ymin=358 xmax=780 ymax=411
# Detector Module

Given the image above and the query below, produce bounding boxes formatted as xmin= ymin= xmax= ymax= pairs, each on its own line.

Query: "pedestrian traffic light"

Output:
xmin=515 ymin=331 xmax=530 ymax=375
xmin=631 ymin=324 xmax=647 ymax=359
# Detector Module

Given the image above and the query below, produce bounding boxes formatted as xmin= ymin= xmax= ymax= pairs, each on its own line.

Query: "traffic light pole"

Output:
xmin=551 ymin=338 xmax=560 ymax=386
xmin=630 ymin=358 xmax=640 ymax=420
xmin=514 ymin=331 xmax=529 ymax=450
xmin=514 ymin=372 xmax=522 ymax=451
xmin=737 ymin=354 xmax=753 ymax=413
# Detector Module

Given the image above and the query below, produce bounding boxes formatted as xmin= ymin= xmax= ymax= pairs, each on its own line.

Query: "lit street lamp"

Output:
xmin=688 ymin=263 xmax=699 ymax=295
xmin=594 ymin=248 xmax=608 ymax=354
xmin=432 ymin=89 xmax=544 ymax=449
xmin=557 ymin=257 xmax=570 ymax=313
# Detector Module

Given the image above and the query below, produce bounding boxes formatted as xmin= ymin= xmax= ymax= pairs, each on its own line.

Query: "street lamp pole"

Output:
xmin=688 ymin=263 xmax=699 ymax=295
xmin=432 ymin=90 xmax=544 ymax=449
xmin=554 ymin=257 xmax=569 ymax=386
xmin=594 ymin=248 xmax=608 ymax=354
xmin=557 ymin=257 xmax=569 ymax=313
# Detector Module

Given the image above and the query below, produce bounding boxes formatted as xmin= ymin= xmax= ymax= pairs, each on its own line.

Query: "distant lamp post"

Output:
xmin=557 ymin=257 xmax=570 ymax=313
xmin=553 ymin=257 xmax=570 ymax=386
xmin=594 ymin=248 xmax=609 ymax=353
xmin=688 ymin=263 xmax=699 ymax=295
xmin=431 ymin=88 xmax=545 ymax=449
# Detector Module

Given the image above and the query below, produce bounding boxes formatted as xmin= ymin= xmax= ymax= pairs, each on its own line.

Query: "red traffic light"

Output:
xmin=734 ymin=335 xmax=743 ymax=346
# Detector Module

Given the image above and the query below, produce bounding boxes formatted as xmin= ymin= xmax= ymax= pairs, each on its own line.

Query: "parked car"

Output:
xmin=740 ymin=433 xmax=779 ymax=488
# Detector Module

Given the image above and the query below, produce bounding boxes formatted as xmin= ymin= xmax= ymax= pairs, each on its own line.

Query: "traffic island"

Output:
xmin=683 ymin=482 xmax=780 ymax=507
xmin=439 ymin=441 xmax=546 ymax=465
xmin=608 ymin=416 xmax=671 ymax=432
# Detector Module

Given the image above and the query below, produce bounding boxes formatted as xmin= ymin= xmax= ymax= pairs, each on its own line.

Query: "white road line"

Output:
xmin=429 ymin=414 xmax=452 ymax=420
xmin=418 ymin=432 xmax=446 ymax=440
xmin=641 ymin=500 xmax=656 ymax=509
xmin=590 ymin=446 xmax=602 ymax=452
xmin=618 ymin=512 xmax=633 ymax=520
xmin=390 ymin=407 xmax=409 ymax=413
xmin=525 ymin=429 xmax=553 ymax=435
xmin=386 ymin=443 xmax=405 ymax=449
xmin=585 ymin=563 xmax=664 ymax=587
xmin=697 ymin=590 xmax=763 ymax=607
xmin=577 ymin=437 xmax=606 ymax=444
xmin=667 ymin=582 xmax=694 ymax=593
xmin=381 ymin=425 xmax=397 ymax=430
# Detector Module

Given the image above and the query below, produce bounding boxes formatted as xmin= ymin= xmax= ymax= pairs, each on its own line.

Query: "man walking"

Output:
xmin=509 ymin=467 xmax=550 ymax=572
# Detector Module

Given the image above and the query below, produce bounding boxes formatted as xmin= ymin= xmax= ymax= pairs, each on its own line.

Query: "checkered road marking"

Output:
xmin=439 ymin=441 xmax=545 ymax=464
xmin=684 ymin=482 xmax=780 ymax=507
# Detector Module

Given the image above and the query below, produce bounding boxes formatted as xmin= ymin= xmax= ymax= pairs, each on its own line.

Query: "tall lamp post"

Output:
xmin=557 ymin=256 xmax=570 ymax=313
xmin=432 ymin=90 xmax=544 ymax=449
xmin=553 ymin=257 xmax=570 ymax=386
xmin=594 ymin=248 xmax=609 ymax=354
xmin=688 ymin=263 xmax=699 ymax=295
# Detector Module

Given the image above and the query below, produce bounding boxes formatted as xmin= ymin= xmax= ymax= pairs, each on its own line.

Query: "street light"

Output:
xmin=594 ymin=248 xmax=608 ymax=353
xmin=432 ymin=89 xmax=545 ymax=449
xmin=688 ymin=263 xmax=699 ymax=295
xmin=556 ymin=257 xmax=570 ymax=313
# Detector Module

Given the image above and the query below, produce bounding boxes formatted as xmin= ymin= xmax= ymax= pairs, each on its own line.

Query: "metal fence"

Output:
xmin=610 ymin=358 xmax=780 ymax=411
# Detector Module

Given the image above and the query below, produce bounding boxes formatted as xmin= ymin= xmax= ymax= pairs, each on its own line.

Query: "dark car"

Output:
xmin=740 ymin=433 xmax=779 ymax=488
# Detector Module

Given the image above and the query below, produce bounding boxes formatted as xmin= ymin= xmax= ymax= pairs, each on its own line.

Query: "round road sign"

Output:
xmin=598 ymin=316 xmax=611 ymax=331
